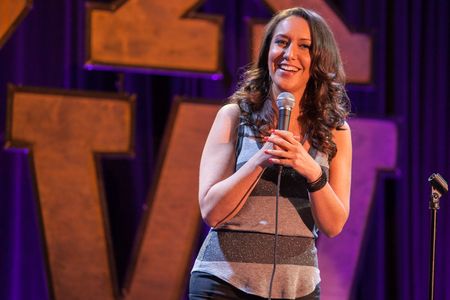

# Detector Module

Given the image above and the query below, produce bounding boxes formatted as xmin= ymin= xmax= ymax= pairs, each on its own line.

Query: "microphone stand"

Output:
xmin=428 ymin=173 xmax=448 ymax=300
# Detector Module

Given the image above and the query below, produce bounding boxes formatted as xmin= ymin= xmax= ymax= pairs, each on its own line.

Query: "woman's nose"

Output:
xmin=283 ymin=43 xmax=297 ymax=60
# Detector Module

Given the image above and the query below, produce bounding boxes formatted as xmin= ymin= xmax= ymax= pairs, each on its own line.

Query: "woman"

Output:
xmin=190 ymin=7 xmax=352 ymax=300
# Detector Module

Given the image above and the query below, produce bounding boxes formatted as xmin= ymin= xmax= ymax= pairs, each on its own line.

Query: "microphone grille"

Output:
xmin=276 ymin=92 xmax=296 ymax=110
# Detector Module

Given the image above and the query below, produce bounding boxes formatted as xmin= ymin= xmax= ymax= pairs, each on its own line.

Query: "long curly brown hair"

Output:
xmin=229 ymin=7 xmax=350 ymax=160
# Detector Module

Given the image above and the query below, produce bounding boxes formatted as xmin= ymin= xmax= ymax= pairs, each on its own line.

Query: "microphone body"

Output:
xmin=277 ymin=108 xmax=291 ymax=130
xmin=276 ymin=92 xmax=296 ymax=131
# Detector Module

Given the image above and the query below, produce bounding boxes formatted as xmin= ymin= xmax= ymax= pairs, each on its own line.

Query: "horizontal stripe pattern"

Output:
xmin=198 ymin=230 xmax=318 ymax=265
xmin=217 ymin=195 xmax=316 ymax=238
xmin=192 ymin=124 xmax=328 ymax=298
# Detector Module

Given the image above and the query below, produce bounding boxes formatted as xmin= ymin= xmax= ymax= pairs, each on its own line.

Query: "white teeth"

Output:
xmin=279 ymin=64 xmax=300 ymax=72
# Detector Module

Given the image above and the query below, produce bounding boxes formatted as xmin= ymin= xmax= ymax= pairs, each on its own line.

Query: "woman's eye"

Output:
xmin=299 ymin=43 xmax=311 ymax=50
xmin=275 ymin=39 xmax=288 ymax=47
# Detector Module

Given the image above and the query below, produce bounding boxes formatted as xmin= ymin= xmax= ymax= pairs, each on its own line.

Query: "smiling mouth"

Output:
xmin=278 ymin=64 xmax=300 ymax=72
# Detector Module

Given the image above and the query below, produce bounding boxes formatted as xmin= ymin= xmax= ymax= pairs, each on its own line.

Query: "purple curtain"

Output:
xmin=0 ymin=0 xmax=449 ymax=299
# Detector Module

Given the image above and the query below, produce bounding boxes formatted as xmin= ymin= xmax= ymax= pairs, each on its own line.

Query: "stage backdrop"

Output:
xmin=0 ymin=0 xmax=449 ymax=300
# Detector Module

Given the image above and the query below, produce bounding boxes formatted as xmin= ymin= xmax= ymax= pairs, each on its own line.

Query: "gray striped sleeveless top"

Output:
xmin=191 ymin=124 xmax=329 ymax=299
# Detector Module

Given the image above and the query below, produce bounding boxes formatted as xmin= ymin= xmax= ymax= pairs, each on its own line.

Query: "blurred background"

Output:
xmin=0 ymin=0 xmax=449 ymax=299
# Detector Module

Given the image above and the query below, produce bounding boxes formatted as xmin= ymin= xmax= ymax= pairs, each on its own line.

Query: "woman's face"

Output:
xmin=268 ymin=16 xmax=312 ymax=101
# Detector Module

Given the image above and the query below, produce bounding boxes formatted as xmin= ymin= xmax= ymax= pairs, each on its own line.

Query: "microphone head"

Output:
xmin=276 ymin=92 xmax=296 ymax=110
xmin=429 ymin=173 xmax=448 ymax=194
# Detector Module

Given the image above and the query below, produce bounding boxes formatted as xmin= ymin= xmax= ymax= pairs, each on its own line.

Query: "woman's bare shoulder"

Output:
xmin=212 ymin=103 xmax=241 ymax=130
xmin=338 ymin=120 xmax=351 ymax=130
xmin=333 ymin=121 xmax=351 ymax=138
xmin=217 ymin=103 xmax=240 ymax=118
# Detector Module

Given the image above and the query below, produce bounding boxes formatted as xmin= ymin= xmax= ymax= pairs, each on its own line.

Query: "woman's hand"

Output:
xmin=263 ymin=129 xmax=322 ymax=182
xmin=264 ymin=127 xmax=352 ymax=238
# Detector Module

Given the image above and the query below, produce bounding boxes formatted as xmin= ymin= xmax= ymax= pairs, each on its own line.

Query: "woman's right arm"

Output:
xmin=199 ymin=103 xmax=270 ymax=227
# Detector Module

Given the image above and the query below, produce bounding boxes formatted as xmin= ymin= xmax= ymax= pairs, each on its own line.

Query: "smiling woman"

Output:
xmin=189 ymin=7 xmax=351 ymax=300
xmin=268 ymin=16 xmax=312 ymax=104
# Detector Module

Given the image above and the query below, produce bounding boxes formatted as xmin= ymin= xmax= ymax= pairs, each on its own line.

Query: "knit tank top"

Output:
xmin=191 ymin=124 xmax=329 ymax=299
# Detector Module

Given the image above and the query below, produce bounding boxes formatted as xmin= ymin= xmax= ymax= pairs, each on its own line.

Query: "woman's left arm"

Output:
xmin=265 ymin=122 xmax=352 ymax=237
xmin=308 ymin=123 xmax=352 ymax=237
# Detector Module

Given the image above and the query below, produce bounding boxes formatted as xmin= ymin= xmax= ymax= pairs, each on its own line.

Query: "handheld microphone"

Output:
xmin=276 ymin=92 xmax=296 ymax=130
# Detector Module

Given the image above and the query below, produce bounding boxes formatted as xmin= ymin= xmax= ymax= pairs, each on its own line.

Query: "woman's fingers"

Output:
xmin=265 ymin=132 xmax=303 ymax=153
xmin=265 ymin=135 xmax=294 ymax=150
xmin=262 ymin=130 xmax=308 ymax=167
xmin=262 ymin=130 xmax=312 ymax=168
xmin=267 ymin=157 xmax=294 ymax=167
xmin=272 ymin=129 xmax=299 ymax=144
xmin=264 ymin=148 xmax=293 ymax=158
